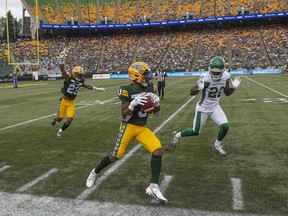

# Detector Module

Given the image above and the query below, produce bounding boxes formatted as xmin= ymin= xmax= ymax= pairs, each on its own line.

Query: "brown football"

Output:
xmin=141 ymin=95 xmax=154 ymax=113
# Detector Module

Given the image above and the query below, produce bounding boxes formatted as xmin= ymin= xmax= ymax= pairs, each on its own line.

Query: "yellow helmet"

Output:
xmin=71 ymin=66 xmax=84 ymax=81
xmin=128 ymin=62 xmax=153 ymax=87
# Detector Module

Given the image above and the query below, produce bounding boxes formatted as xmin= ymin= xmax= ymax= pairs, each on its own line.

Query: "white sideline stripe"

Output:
xmin=243 ymin=76 xmax=288 ymax=98
xmin=151 ymin=175 xmax=173 ymax=203
xmin=0 ymin=97 xmax=118 ymax=131
xmin=0 ymin=165 xmax=11 ymax=173
xmin=1 ymin=192 xmax=261 ymax=216
xmin=77 ymin=96 xmax=196 ymax=200
xmin=17 ymin=168 xmax=58 ymax=192
xmin=231 ymin=178 xmax=244 ymax=210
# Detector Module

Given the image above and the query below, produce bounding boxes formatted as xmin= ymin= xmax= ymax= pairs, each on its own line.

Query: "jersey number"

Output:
xmin=67 ymin=84 xmax=80 ymax=95
xmin=208 ymin=86 xmax=224 ymax=98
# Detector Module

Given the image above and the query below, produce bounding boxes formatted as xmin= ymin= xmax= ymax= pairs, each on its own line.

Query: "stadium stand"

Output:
xmin=1 ymin=0 xmax=287 ymax=79
xmin=22 ymin=0 xmax=288 ymax=24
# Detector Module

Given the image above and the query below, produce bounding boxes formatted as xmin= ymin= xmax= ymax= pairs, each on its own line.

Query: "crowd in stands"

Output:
xmin=26 ymin=0 xmax=288 ymax=25
xmin=0 ymin=23 xmax=286 ymax=77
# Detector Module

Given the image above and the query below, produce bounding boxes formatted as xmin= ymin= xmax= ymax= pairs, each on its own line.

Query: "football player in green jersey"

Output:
xmin=52 ymin=50 xmax=105 ymax=139
xmin=171 ymin=56 xmax=242 ymax=156
xmin=86 ymin=62 xmax=168 ymax=203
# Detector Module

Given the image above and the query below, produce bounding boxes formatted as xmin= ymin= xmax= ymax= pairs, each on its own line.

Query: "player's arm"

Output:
xmin=122 ymin=94 xmax=147 ymax=121
xmin=83 ymin=83 xmax=106 ymax=91
xmin=190 ymin=77 xmax=204 ymax=95
xmin=151 ymin=93 xmax=161 ymax=115
xmin=121 ymin=99 xmax=134 ymax=121
xmin=223 ymin=82 xmax=235 ymax=96
xmin=59 ymin=64 xmax=70 ymax=79
xmin=224 ymin=76 xmax=242 ymax=96
xmin=58 ymin=49 xmax=70 ymax=79
xmin=190 ymin=84 xmax=201 ymax=96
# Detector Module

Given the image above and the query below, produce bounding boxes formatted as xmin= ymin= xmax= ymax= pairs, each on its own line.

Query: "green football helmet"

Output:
xmin=208 ymin=56 xmax=225 ymax=80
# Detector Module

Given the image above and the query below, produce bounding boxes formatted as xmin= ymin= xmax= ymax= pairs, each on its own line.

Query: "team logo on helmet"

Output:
xmin=72 ymin=66 xmax=84 ymax=81
xmin=128 ymin=62 xmax=153 ymax=87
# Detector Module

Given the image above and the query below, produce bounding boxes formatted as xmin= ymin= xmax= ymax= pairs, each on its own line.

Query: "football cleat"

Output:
xmin=146 ymin=183 xmax=168 ymax=203
xmin=57 ymin=131 xmax=62 ymax=139
xmin=171 ymin=131 xmax=179 ymax=148
xmin=86 ymin=168 xmax=97 ymax=187
xmin=213 ymin=145 xmax=227 ymax=156
xmin=51 ymin=114 xmax=57 ymax=126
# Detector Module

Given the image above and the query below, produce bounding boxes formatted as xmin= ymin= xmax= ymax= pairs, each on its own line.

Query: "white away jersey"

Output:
xmin=197 ymin=71 xmax=231 ymax=111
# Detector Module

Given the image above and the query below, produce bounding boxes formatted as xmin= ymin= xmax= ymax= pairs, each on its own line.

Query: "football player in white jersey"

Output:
xmin=171 ymin=56 xmax=242 ymax=156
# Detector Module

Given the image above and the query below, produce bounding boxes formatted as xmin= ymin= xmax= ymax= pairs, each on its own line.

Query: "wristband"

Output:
xmin=128 ymin=104 xmax=135 ymax=110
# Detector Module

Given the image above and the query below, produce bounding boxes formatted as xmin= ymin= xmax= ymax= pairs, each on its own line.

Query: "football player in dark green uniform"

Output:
xmin=52 ymin=50 xmax=105 ymax=139
xmin=86 ymin=62 xmax=168 ymax=203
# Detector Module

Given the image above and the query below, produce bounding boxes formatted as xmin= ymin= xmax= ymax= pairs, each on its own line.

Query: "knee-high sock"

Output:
xmin=217 ymin=123 xmax=229 ymax=141
xmin=151 ymin=155 xmax=162 ymax=184
xmin=95 ymin=155 xmax=113 ymax=174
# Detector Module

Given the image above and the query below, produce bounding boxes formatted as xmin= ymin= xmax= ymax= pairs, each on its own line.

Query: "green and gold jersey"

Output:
xmin=61 ymin=74 xmax=85 ymax=99
xmin=118 ymin=82 xmax=157 ymax=126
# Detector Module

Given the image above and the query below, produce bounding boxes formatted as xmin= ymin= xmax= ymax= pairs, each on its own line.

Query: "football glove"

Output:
xmin=151 ymin=93 xmax=160 ymax=107
xmin=93 ymin=86 xmax=106 ymax=91
xmin=128 ymin=93 xmax=147 ymax=110
xmin=197 ymin=78 xmax=204 ymax=91
xmin=58 ymin=49 xmax=66 ymax=64
xmin=231 ymin=76 xmax=242 ymax=89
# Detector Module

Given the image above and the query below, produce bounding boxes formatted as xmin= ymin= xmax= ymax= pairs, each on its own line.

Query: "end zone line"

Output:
xmin=17 ymin=168 xmax=58 ymax=192
xmin=77 ymin=96 xmax=196 ymax=200
xmin=231 ymin=178 xmax=244 ymax=210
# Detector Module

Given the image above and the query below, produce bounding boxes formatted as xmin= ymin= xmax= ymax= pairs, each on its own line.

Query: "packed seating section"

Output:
xmin=1 ymin=24 xmax=286 ymax=76
xmin=24 ymin=0 xmax=288 ymax=25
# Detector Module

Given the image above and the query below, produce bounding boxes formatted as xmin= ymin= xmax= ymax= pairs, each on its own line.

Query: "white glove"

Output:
xmin=231 ymin=76 xmax=242 ymax=89
xmin=151 ymin=93 xmax=160 ymax=107
xmin=197 ymin=78 xmax=204 ymax=91
xmin=93 ymin=86 xmax=106 ymax=91
xmin=128 ymin=93 xmax=147 ymax=110
xmin=58 ymin=49 xmax=66 ymax=64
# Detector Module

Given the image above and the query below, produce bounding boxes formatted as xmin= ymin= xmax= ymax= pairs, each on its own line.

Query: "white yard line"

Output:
xmin=0 ymin=165 xmax=11 ymax=173
xmin=151 ymin=175 xmax=173 ymax=203
xmin=77 ymin=96 xmax=196 ymax=200
xmin=17 ymin=168 xmax=58 ymax=192
xmin=0 ymin=97 xmax=118 ymax=131
xmin=231 ymin=178 xmax=244 ymax=210
xmin=0 ymin=97 xmax=60 ymax=109
xmin=243 ymin=76 xmax=288 ymax=98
